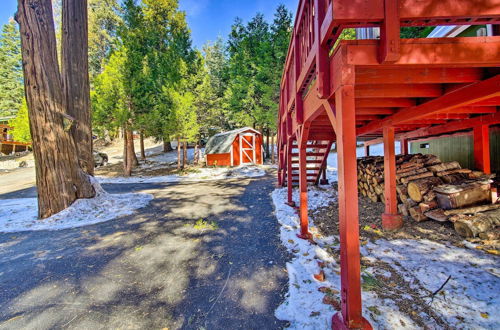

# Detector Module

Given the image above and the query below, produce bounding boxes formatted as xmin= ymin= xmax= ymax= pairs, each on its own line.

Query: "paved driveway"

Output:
xmin=0 ymin=174 xmax=289 ymax=329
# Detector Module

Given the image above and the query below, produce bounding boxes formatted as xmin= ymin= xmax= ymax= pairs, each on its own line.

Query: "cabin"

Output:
xmin=0 ymin=116 xmax=30 ymax=155
xmin=205 ymin=127 xmax=263 ymax=166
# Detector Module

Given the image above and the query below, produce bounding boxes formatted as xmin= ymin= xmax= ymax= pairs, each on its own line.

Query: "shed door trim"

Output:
xmin=239 ymin=133 xmax=256 ymax=165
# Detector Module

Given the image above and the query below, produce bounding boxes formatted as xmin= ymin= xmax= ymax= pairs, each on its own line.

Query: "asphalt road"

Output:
xmin=0 ymin=174 xmax=290 ymax=329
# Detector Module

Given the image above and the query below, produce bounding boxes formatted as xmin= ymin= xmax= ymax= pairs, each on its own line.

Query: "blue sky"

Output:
xmin=0 ymin=0 xmax=298 ymax=49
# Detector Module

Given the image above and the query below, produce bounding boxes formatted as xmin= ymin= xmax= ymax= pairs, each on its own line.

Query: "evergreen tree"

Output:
xmin=0 ymin=19 xmax=23 ymax=117
xmin=9 ymin=99 xmax=31 ymax=142
xmin=88 ymin=0 xmax=122 ymax=79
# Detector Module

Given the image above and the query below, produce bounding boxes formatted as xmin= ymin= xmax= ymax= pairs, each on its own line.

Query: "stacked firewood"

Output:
xmin=357 ymin=154 xmax=499 ymax=239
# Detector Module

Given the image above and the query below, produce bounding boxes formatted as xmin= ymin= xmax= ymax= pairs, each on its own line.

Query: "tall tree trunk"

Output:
xmin=271 ymin=134 xmax=275 ymax=164
xmin=163 ymin=139 xmax=173 ymax=152
xmin=61 ymin=0 xmax=94 ymax=175
xmin=183 ymin=141 xmax=187 ymax=168
xmin=130 ymin=130 xmax=139 ymax=166
xmin=124 ymin=128 xmax=134 ymax=176
xmin=265 ymin=128 xmax=270 ymax=160
xmin=177 ymin=136 xmax=181 ymax=170
xmin=123 ymin=125 xmax=128 ymax=173
xmin=140 ymin=131 xmax=146 ymax=160
xmin=16 ymin=0 xmax=94 ymax=219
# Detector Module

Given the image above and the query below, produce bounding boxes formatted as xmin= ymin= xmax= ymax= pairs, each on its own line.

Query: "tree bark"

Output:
xmin=177 ymin=136 xmax=181 ymax=170
xmin=123 ymin=125 xmax=128 ymax=172
xmin=140 ymin=131 xmax=146 ymax=160
xmin=183 ymin=141 xmax=187 ymax=168
xmin=61 ymin=0 xmax=94 ymax=175
xmin=265 ymin=128 xmax=270 ymax=160
xmin=130 ymin=131 xmax=139 ymax=166
xmin=16 ymin=0 xmax=94 ymax=218
xmin=125 ymin=128 xmax=134 ymax=176
xmin=163 ymin=139 xmax=173 ymax=152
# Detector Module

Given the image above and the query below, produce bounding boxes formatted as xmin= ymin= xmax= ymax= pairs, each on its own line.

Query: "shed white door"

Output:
xmin=239 ymin=133 xmax=256 ymax=164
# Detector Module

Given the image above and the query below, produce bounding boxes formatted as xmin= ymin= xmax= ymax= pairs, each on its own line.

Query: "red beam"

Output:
xmin=473 ymin=125 xmax=491 ymax=174
xmin=382 ymin=126 xmax=403 ymax=230
xmin=398 ymin=111 xmax=500 ymax=141
xmin=355 ymin=84 xmax=442 ymax=98
xmin=356 ymin=67 xmax=483 ymax=85
xmin=345 ymin=37 xmax=500 ymax=67
xmin=356 ymin=98 xmax=415 ymax=108
xmin=357 ymin=75 xmax=500 ymax=136
xmin=356 ymin=108 xmax=396 ymax=115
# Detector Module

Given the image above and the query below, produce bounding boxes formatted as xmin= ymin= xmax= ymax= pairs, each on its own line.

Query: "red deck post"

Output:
xmin=473 ymin=125 xmax=491 ymax=174
xmin=331 ymin=84 xmax=372 ymax=330
xmin=286 ymin=140 xmax=295 ymax=206
xmin=298 ymin=125 xmax=312 ymax=239
xmin=382 ymin=127 xmax=403 ymax=230
xmin=400 ymin=138 xmax=409 ymax=155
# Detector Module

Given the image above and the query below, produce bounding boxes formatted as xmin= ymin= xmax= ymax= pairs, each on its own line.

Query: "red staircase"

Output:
xmin=287 ymin=140 xmax=332 ymax=186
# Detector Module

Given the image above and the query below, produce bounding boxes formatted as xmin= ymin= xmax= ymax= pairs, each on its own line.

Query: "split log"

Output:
xmin=419 ymin=200 xmax=438 ymax=213
xmin=422 ymin=191 xmax=436 ymax=202
xmin=434 ymin=181 xmax=491 ymax=210
xmin=427 ymin=161 xmax=461 ymax=174
xmin=479 ymin=231 xmax=500 ymax=240
xmin=397 ymin=168 xmax=428 ymax=180
xmin=407 ymin=177 xmax=443 ymax=202
xmin=409 ymin=206 xmax=428 ymax=222
xmin=443 ymin=203 xmax=500 ymax=216
xmin=452 ymin=209 xmax=500 ymax=238
xmin=400 ymin=171 xmax=434 ymax=184
xmin=440 ymin=174 xmax=467 ymax=184
xmin=436 ymin=169 xmax=472 ymax=177
xmin=425 ymin=209 xmax=448 ymax=222
xmin=468 ymin=171 xmax=485 ymax=179
xmin=398 ymin=204 xmax=409 ymax=216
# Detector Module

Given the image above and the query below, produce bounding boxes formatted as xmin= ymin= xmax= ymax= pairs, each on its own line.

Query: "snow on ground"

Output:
xmin=96 ymin=165 xmax=267 ymax=184
xmin=0 ymin=178 xmax=153 ymax=233
xmin=325 ymin=143 xmax=399 ymax=183
xmin=272 ymin=186 xmax=500 ymax=330
xmin=363 ymin=239 xmax=500 ymax=329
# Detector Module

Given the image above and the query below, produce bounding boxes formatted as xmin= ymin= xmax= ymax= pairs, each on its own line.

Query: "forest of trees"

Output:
xmin=2 ymin=0 xmax=292 ymax=173
xmin=2 ymin=0 xmax=292 ymax=218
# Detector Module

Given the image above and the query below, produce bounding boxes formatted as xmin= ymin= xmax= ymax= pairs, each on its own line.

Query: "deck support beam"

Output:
xmin=400 ymin=138 xmax=409 ymax=155
xmin=286 ymin=141 xmax=295 ymax=206
xmin=297 ymin=124 xmax=312 ymax=239
xmin=473 ymin=125 xmax=491 ymax=174
xmin=331 ymin=82 xmax=371 ymax=329
xmin=382 ymin=127 xmax=403 ymax=230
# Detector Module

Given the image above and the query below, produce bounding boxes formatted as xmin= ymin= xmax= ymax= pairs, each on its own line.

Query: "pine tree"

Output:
xmin=0 ymin=19 xmax=23 ymax=117
xmin=9 ymin=99 xmax=31 ymax=142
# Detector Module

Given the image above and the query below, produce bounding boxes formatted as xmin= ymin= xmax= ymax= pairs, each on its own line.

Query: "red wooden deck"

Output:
xmin=277 ymin=0 xmax=500 ymax=328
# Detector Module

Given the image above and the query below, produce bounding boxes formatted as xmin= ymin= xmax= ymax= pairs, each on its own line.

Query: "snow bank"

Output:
xmin=272 ymin=186 xmax=341 ymax=329
xmin=0 ymin=178 xmax=153 ymax=232
xmin=272 ymin=186 xmax=500 ymax=329
xmin=96 ymin=165 xmax=266 ymax=184
xmin=363 ymin=239 xmax=500 ymax=329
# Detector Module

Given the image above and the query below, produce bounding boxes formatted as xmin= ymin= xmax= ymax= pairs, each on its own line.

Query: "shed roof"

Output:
xmin=205 ymin=127 xmax=260 ymax=155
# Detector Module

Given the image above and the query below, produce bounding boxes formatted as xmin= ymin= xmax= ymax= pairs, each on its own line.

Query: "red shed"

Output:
xmin=205 ymin=127 xmax=263 ymax=166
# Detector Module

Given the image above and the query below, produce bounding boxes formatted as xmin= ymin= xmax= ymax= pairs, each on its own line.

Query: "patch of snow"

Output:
xmin=96 ymin=165 xmax=266 ymax=184
xmin=0 ymin=177 xmax=153 ymax=232
xmin=364 ymin=239 xmax=500 ymax=329
xmin=272 ymin=185 xmax=500 ymax=329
